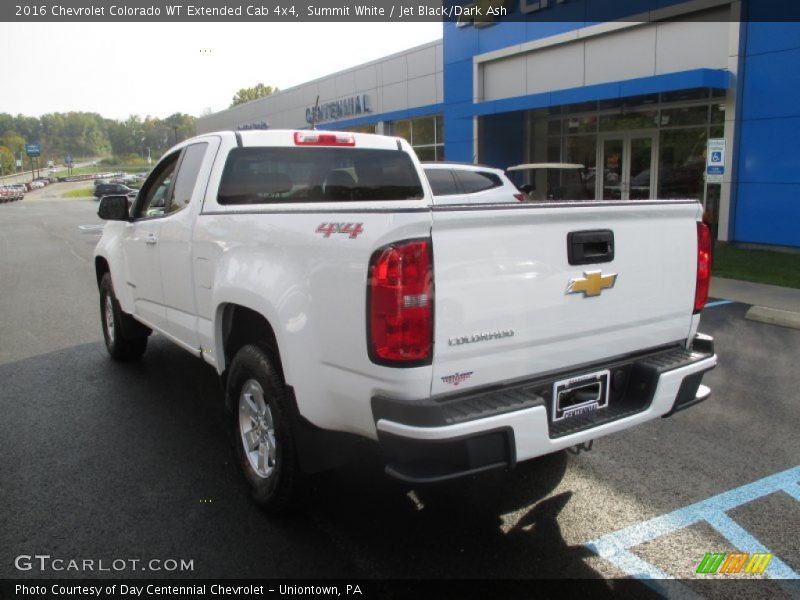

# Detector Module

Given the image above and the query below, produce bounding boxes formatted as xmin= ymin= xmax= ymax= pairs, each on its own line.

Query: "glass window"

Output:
xmin=344 ymin=124 xmax=376 ymax=134
xmin=548 ymin=119 xmax=562 ymax=135
xmin=662 ymin=88 xmax=709 ymax=103
xmin=547 ymin=138 xmax=561 ymax=163
xmin=565 ymin=115 xmax=596 ymax=134
xmin=567 ymin=101 xmax=596 ymax=114
xmin=414 ymin=146 xmax=435 ymax=161
xmin=564 ymin=135 xmax=597 ymax=194
xmin=135 ymin=153 xmax=179 ymax=219
xmin=424 ymin=169 xmax=459 ymax=196
xmin=393 ymin=120 xmax=411 ymax=143
xmin=169 ymin=143 xmax=208 ymax=214
xmin=390 ymin=116 xmax=443 ymax=161
xmin=710 ymin=104 xmax=725 ymax=125
xmin=454 ymin=170 xmax=502 ymax=194
xmin=658 ymin=128 xmax=707 ymax=200
xmin=660 ymin=105 xmax=709 ymax=127
xmin=599 ymin=109 xmax=658 ymax=131
xmin=412 ymin=117 xmax=435 ymax=146
xmin=599 ymin=94 xmax=658 ymax=111
xmin=217 ymin=147 xmax=423 ymax=204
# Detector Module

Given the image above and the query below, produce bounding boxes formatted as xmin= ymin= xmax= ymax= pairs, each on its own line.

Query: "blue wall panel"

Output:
xmin=741 ymin=48 xmax=800 ymax=121
xmin=734 ymin=184 xmax=800 ymax=246
xmin=481 ymin=113 xmax=525 ymax=169
xmin=745 ymin=22 xmax=800 ymax=56
xmin=737 ymin=117 xmax=800 ymax=184
xmin=731 ymin=17 xmax=800 ymax=246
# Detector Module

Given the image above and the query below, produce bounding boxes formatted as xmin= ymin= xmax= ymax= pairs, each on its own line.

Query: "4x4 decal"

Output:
xmin=316 ymin=223 xmax=364 ymax=239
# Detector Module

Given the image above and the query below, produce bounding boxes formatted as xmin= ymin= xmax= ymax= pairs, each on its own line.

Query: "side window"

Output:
xmin=455 ymin=170 xmax=502 ymax=194
xmin=168 ymin=143 xmax=208 ymax=214
xmin=425 ymin=169 xmax=459 ymax=196
xmin=135 ymin=153 xmax=180 ymax=219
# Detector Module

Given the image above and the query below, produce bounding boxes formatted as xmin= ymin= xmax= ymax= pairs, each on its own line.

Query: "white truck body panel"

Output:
xmin=429 ymin=201 xmax=700 ymax=396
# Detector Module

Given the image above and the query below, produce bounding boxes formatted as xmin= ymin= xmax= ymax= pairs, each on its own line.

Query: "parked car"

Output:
xmin=422 ymin=162 xmax=524 ymax=204
xmin=1 ymin=186 xmax=25 ymax=202
xmin=507 ymin=163 xmax=593 ymax=201
xmin=95 ymin=183 xmax=134 ymax=199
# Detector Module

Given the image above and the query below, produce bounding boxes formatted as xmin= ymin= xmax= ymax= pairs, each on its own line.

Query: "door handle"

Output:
xmin=144 ymin=233 xmax=158 ymax=245
xmin=568 ymin=230 xmax=615 ymax=265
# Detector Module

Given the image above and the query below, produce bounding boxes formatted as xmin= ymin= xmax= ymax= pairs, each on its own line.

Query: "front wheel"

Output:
xmin=227 ymin=344 xmax=299 ymax=513
xmin=99 ymin=273 xmax=148 ymax=360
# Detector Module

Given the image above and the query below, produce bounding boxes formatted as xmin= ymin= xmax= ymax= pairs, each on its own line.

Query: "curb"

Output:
xmin=745 ymin=306 xmax=800 ymax=330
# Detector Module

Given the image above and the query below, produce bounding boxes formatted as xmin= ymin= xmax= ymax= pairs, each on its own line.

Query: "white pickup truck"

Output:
xmin=94 ymin=129 xmax=717 ymax=511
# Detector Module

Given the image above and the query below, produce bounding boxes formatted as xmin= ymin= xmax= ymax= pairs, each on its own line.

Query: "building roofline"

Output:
xmin=201 ymin=37 xmax=442 ymax=119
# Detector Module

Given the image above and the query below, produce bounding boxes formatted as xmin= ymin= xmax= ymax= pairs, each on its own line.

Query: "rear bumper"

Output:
xmin=373 ymin=335 xmax=717 ymax=483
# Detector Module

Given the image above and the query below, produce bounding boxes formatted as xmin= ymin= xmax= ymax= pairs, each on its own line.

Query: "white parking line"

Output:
xmin=586 ymin=466 xmax=800 ymax=595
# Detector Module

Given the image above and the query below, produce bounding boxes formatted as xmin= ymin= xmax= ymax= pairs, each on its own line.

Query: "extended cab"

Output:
xmin=94 ymin=130 xmax=717 ymax=511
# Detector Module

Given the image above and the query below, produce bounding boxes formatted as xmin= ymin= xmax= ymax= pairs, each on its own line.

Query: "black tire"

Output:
xmin=99 ymin=273 xmax=148 ymax=360
xmin=226 ymin=344 xmax=299 ymax=513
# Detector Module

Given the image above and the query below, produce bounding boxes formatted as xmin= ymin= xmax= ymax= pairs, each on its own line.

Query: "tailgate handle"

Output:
xmin=568 ymin=230 xmax=614 ymax=265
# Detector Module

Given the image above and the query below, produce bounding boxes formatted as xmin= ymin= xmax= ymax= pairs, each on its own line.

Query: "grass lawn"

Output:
xmin=56 ymin=166 xmax=100 ymax=177
xmin=712 ymin=243 xmax=800 ymax=289
xmin=61 ymin=187 xmax=95 ymax=198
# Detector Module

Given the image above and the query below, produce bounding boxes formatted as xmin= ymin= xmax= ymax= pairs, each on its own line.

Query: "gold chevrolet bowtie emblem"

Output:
xmin=566 ymin=271 xmax=618 ymax=297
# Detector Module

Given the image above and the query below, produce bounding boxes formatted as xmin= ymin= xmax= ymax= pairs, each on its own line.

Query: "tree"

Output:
xmin=230 ymin=83 xmax=278 ymax=108
xmin=0 ymin=146 xmax=14 ymax=176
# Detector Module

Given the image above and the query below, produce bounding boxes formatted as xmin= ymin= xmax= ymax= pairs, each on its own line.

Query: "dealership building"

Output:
xmin=198 ymin=0 xmax=800 ymax=248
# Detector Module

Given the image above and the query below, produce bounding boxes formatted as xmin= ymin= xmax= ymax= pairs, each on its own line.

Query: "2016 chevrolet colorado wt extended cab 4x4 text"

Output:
xmin=94 ymin=130 xmax=717 ymax=512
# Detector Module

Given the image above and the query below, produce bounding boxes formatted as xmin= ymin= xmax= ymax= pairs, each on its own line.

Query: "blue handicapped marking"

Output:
xmin=711 ymin=151 xmax=722 ymax=163
xmin=705 ymin=299 xmax=734 ymax=308
xmin=585 ymin=466 xmax=800 ymax=597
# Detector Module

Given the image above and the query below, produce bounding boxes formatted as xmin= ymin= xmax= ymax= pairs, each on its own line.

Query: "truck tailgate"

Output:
xmin=430 ymin=201 xmax=701 ymax=396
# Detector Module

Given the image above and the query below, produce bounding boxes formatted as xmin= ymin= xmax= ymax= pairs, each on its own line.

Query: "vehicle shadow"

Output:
xmin=0 ymin=338 xmax=654 ymax=594
xmin=302 ymin=451 xmax=602 ymax=578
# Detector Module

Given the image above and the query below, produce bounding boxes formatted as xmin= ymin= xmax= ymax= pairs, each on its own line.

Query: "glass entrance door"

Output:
xmin=598 ymin=133 xmax=656 ymax=200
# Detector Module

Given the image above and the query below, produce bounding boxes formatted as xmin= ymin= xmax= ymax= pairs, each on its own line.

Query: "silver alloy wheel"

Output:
xmin=238 ymin=379 xmax=277 ymax=479
xmin=104 ymin=294 xmax=115 ymax=344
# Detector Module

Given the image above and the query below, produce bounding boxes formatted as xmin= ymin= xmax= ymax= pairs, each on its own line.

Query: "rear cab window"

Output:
xmin=217 ymin=147 xmax=424 ymax=204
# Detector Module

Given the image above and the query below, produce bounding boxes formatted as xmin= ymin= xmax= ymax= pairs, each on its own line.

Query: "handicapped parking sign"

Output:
xmin=706 ymin=139 xmax=726 ymax=183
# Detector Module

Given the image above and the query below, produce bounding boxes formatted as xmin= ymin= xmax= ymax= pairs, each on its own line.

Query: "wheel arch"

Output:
xmin=216 ymin=303 xmax=284 ymax=382
xmin=95 ymin=255 xmax=110 ymax=286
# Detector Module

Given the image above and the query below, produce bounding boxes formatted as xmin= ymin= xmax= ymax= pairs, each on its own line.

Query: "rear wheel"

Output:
xmin=99 ymin=273 xmax=148 ymax=360
xmin=227 ymin=344 xmax=299 ymax=513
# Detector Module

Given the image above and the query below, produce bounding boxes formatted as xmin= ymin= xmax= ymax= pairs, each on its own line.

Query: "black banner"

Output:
xmin=2 ymin=0 xmax=800 ymax=22
xmin=2 ymin=578 xmax=794 ymax=600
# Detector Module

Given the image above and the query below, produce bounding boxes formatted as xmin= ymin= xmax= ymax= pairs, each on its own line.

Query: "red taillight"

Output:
xmin=694 ymin=221 xmax=712 ymax=313
xmin=294 ymin=131 xmax=355 ymax=146
xmin=368 ymin=239 xmax=433 ymax=365
xmin=513 ymin=193 xmax=525 ymax=202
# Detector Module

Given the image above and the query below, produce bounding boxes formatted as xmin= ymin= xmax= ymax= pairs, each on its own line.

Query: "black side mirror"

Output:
xmin=98 ymin=195 xmax=130 ymax=221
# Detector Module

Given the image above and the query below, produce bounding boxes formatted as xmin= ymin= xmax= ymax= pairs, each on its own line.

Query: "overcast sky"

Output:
xmin=0 ymin=22 xmax=442 ymax=120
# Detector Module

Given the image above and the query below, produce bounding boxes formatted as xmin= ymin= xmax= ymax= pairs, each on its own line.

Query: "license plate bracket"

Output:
xmin=552 ymin=369 xmax=610 ymax=422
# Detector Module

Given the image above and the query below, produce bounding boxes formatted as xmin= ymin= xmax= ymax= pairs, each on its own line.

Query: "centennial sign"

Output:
xmin=305 ymin=95 xmax=372 ymax=125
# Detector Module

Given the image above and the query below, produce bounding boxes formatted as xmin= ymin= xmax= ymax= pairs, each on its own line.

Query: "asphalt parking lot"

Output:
xmin=1 ymin=187 xmax=798 ymax=596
